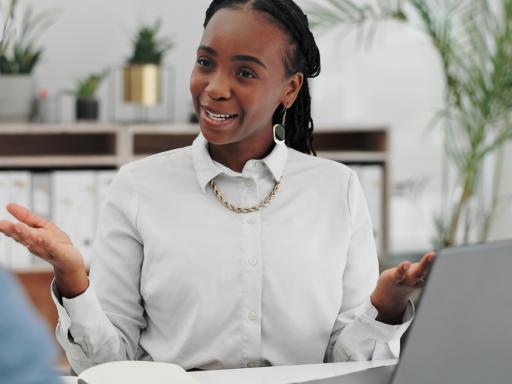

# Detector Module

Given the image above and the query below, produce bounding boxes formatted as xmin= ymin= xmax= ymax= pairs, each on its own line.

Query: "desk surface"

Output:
xmin=61 ymin=359 xmax=397 ymax=384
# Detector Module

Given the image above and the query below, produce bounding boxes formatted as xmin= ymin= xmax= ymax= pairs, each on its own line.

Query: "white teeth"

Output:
xmin=205 ymin=109 xmax=235 ymax=121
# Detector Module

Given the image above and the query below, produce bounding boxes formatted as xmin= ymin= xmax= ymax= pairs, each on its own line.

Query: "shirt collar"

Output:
xmin=191 ymin=133 xmax=288 ymax=193
xmin=261 ymin=138 xmax=288 ymax=182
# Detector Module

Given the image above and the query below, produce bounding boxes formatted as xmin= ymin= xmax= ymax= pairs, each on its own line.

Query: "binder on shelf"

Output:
xmin=31 ymin=173 xmax=52 ymax=218
xmin=0 ymin=172 xmax=32 ymax=268
xmin=31 ymin=173 xmax=52 ymax=268
xmin=52 ymin=171 xmax=97 ymax=265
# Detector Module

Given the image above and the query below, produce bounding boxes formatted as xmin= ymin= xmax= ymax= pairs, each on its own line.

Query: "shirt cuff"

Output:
xmin=355 ymin=298 xmax=414 ymax=342
xmin=50 ymin=278 xmax=72 ymax=331
xmin=51 ymin=278 xmax=105 ymax=348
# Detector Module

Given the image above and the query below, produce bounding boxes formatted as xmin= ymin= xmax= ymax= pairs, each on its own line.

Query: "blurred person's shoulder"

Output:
xmin=0 ymin=267 xmax=59 ymax=384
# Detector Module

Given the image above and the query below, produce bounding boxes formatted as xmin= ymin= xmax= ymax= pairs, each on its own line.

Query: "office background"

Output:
xmin=2 ymin=0 xmax=512 ymax=373
xmin=16 ymin=0 xmax=509 ymax=253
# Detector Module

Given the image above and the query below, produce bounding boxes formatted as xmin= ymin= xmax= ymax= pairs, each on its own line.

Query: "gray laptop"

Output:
xmin=300 ymin=240 xmax=512 ymax=384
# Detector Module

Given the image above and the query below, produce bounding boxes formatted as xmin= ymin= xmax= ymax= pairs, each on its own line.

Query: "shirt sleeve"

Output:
xmin=0 ymin=268 xmax=60 ymax=384
xmin=53 ymin=165 xmax=146 ymax=374
xmin=325 ymin=171 xmax=414 ymax=362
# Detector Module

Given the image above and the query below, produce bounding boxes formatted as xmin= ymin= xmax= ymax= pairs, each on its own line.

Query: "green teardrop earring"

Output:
xmin=273 ymin=108 xmax=287 ymax=145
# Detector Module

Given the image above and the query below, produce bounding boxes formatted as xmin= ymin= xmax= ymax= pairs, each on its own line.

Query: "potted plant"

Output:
xmin=0 ymin=0 xmax=56 ymax=121
xmin=307 ymin=0 xmax=512 ymax=247
xmin=123 ymin=20 xmax=173 ymax=106
xmin=66 ymin=71 xmax=108 ymax=121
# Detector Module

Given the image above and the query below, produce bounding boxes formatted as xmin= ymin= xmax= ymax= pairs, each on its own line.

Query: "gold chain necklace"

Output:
xmin=210 ymin=177 xmax=283 ymax=213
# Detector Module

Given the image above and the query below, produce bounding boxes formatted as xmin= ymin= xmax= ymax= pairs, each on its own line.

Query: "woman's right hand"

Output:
xmin=0 ymin=203 xmax=89 ymax=298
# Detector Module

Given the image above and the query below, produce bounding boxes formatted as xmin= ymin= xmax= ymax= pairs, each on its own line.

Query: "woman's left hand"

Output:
xmin=370 ymin=251 xmax=436 ymax=324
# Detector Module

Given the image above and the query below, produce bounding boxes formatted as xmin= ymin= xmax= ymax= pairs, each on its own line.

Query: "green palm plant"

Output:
xmin=0 ymin=0 xmax=56 ymax=74
xmin=306 ymin=0 xmax=512 ymax=247
xmin=128 ymin=20 xmax=173 ymax=65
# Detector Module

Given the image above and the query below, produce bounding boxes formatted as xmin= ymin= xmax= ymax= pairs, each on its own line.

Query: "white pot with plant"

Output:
xmin=123 ymin=20 xmax=173 ymax=107
xmin=0 ymin=0 xmax=55 ymax=122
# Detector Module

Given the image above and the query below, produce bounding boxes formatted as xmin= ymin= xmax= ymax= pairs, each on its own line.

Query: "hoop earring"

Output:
xmin=273 ymin=108 xmax=287 ymax=145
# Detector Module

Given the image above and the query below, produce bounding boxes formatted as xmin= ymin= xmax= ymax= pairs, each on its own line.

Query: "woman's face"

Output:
xmin=190 ymin=8 xmax=302 ymax=148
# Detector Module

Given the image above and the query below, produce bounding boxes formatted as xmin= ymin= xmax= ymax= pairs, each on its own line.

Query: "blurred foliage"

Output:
xmin=307 ymin=0 xmax=512 ymax=247
xmin=0 ymin=0 xmax=57 ymax=74
xmin=128 ymin=20 xmax=173 ymax=65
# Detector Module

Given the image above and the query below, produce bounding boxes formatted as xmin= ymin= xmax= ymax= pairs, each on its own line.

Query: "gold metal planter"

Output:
xmin=123 ymin=64 xmax=161 ymax=106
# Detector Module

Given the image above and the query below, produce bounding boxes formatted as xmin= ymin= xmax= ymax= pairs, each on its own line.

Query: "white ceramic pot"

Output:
xmin=0 ymin=75 xmax=36 ymax=122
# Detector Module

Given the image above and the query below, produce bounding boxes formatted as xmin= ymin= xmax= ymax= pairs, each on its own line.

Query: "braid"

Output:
xmin=204 ymin=0 xmax=321 ymax=155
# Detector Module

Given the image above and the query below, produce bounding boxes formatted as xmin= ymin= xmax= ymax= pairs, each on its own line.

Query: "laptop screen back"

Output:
xmin=391 ymin=240 xmax=512 ymax=384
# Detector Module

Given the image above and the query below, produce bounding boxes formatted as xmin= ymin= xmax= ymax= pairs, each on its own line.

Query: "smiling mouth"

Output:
xmin=203 ymin=107 xmax=239 ymax=122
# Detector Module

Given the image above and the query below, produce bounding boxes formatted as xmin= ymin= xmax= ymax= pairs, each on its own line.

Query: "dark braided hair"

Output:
xmin=204 ymin=0 xmax=321 ymax=155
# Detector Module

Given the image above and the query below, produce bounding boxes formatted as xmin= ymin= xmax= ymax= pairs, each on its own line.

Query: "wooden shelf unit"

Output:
xmin=0 ymin=122 xmax=388 ymax=247
xmin=0 ymin=123 xmax=389 ymax=254
xmin=0 ymin=124 xmax=389 ymax=363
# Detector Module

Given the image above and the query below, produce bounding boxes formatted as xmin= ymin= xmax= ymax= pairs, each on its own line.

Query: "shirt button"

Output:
xmin=244 ymin=179 xmax=254 ymax=187
xmin=248 ymin=311 xmax=257 ymax=321
xmin=248 ymin=258 xmax=257 ymax=266
xmin=246 ymin=218 xmax=256 ymax=225
xmin=254 ymin=162 xmax=263 ymax=169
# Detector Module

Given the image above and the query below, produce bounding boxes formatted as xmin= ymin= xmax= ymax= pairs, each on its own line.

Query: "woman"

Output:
xmin=0 ymin=0 xmax=433 ymax=374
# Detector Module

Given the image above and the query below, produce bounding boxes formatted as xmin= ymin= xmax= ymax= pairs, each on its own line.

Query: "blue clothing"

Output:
xmin=0 ymin=268 xmax=59 ymax=384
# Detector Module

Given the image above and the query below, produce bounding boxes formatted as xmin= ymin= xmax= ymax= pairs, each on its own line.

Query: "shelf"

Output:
xmin=317 ymin=151 xmax=387 ymax=163
xmin=128 ymin=123 xmax=200 ymax=134
xmin=0 ymin=132 xmax=116 ymax=157
xmin=313 ymin=130 xmax=387 ymax=152
xmin=0 ymin=155 xmax=119 ymax=168
xmin=0 ymin=124 xmax=387 ymax=157
xmin=133 ymin=133 xmax=197 ymax=156
xmin=0 ymin=123 xmax=119 ymax=134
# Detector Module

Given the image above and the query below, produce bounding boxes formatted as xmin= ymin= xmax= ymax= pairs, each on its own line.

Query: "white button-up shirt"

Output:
xmin=52 ymin=134 xmax=412 ymax=374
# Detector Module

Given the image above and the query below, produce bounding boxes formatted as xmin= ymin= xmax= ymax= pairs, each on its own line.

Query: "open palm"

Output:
xmin=371 ymin=252 xmax=436 ymax=324
xmin=0 ymin=203 xmax=82 ymax=268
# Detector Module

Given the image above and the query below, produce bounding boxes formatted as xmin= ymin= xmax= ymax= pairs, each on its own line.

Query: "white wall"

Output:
xmin=27 ymin=0 xmax=212 ymax=122
xmin=18 ymin=0 xmax=512 ymax=251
